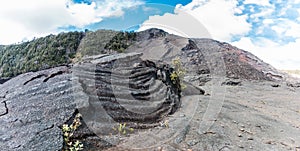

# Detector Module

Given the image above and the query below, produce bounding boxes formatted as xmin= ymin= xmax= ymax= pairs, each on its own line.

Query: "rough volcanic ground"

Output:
xmin=0 ymin=29 xmax=300 ymax=151
xmin=1 ymin=55 xmax=299 ymax=151
xmin=174 ymin=80 xmax=300 ymax=151
xmin=103 ymin=81 xmax=300 ymax=151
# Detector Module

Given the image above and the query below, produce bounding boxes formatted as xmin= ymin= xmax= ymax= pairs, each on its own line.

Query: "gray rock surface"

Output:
xmin=0 ymin=29 xmax=300 ymax=151
xmin=103 ymin=80 xmax=300 ymax=151
xmin=128 ymin=31 xmax=287 ymax=82
xmin=0 ymin=66 xmax=75 ymax=150
xmin=0 ymin=52 xmax=203 ymax=150
xmin=73 ymin=52 xmax=183 ymax=127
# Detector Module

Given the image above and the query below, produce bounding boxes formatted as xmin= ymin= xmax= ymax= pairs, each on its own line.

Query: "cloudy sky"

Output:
xmin=1 ymin=0 xmax=299 ymax=70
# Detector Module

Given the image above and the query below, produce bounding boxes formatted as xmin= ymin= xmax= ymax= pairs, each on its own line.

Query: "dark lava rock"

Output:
xmin=0 ymin=66 xmax=75 ymax=151
xmin=73 ymin=52 xmax=182 ymax=130
xmin=222 ymin=79 xmax=242 ymax=86
xmin=0 ymin=52 xmax=191 ymax=150
xmin=0 ymin=78 xmax=10 ymax=84
xmin=271 ymin=84 xmax=280 ymax=87
xmin=287 ymin=82 xmax=300 ymax=88
xmin=127 ymin=31 xmax=286 ymax=82
xmin=191 ymin=39 xmax=284 ymax=81
xmin=136 ymin=28 xmax=168 ymax=41
xmin=0 ymin=65 xmax=111 ymax=150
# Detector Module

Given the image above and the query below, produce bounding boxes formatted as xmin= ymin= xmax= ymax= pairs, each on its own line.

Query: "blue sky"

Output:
xmin=72 ymin=0 xmax=193 ymax=6
xmin=0 ymin=0 xmax=300 ymax=70
xmin=73 ymin=3 xmax=176 ymax=31
xmin=235 ymin=0 xmax=300 ymax=44
xmin=62 ymin=0 xmax=193 ymax=31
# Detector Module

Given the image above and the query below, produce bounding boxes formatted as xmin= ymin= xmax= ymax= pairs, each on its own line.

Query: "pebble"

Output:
xmin=204 ymin=93 xmax=210 ymax=96
xmin=0 ymin=134 xmax=12 ymax=141
xmin=187 ymin=140 xmax=198 ymax=146
xmin=233 ymin=120 xmax=238 ymax=124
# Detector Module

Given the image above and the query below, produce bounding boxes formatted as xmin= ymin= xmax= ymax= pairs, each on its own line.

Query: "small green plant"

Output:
xmin=112 ymin=123 xmax=134 ymax=135
xmin=62 ymin=113 xmax=84 ymax=151
xmin=160 ymin=120 xmax=169 ymax=128
xmin=170 ymin=57 xmax=186 ymax=89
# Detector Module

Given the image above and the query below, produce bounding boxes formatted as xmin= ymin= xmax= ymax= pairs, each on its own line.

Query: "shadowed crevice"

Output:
xmin=0 ymin=101 xmax=8 ymax=116
xmin=23 ymin=74 xmax=47 ymax=85
xmin=43 ymin=71 xmax=65 ymax=82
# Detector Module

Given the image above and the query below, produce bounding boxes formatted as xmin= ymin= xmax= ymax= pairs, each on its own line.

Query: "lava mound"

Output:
xmin=73 ymin=53 xmax=181 ymax=128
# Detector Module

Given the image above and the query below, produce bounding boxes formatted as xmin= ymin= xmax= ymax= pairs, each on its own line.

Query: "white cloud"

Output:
xmin=243 ymin=0 xmax=272 ymax=6
xmin=139 ymin=0 xmax=251 ymax=42
xmin=284 ymin=20 xmax=300 ymax=38
xmin=298 ymin=9 xmax=300 ymax=21
xmin=249 ymin=6 xmax=274 ymax=19
xmin=249 ymin=5 xmax=255 ymax=13
xmin=263 ymin=19 xmax=274 ymax=25
xmin=232 ymin=37 xmax=300 ymax=70
xmin=0 ymin=0 xmax=143 ymax=44
xmin=180 ymin=0 xmax=252 ymax=41
xmin=271 ymin=25 xmax=286 ymax=35
xmin=138 ymin=10 xmax=211 ymax=38
xmin=266 ymin=18 xmax=300 ymax=38
xmin=231 ymin=1 xmax=300 ymax=70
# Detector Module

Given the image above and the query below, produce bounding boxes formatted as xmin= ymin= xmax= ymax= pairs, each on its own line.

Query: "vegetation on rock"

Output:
xmin=170 ymin=57 xmax=186 ymax=90
xmin=0 ymin=31 xmax=84 ymax=77
xmin=62 ymin=113 xmax=84 ymax=151
xmin=0 ymin=30 xmax=138 ymax=78
xmin=76 ymin=29 xmax=118 ymax=56
xmin=104 ymin=31 xmax=137 ymax=53
xmin=112 ymin=123 xmax=134 ymax=135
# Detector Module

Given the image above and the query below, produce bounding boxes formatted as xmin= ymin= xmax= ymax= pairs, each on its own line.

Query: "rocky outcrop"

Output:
xmin=0 ymin=53 xmax=193 ymax=150
xmin=128 ymin=30 xmax=286 ymax=82
xmin=73 ymin=52 xmax=183 ymax=130
xmin=0 ymin=66 xmax=74 ymax=150
xmin=179 ymin=38 xmax=285 ymax=81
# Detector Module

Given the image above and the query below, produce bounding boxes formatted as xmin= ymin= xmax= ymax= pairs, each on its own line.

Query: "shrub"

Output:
xmin=62 ymin=113 xmax=84 ymax=151
xmin=170 ymin=57 xmax=186 ymax=89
